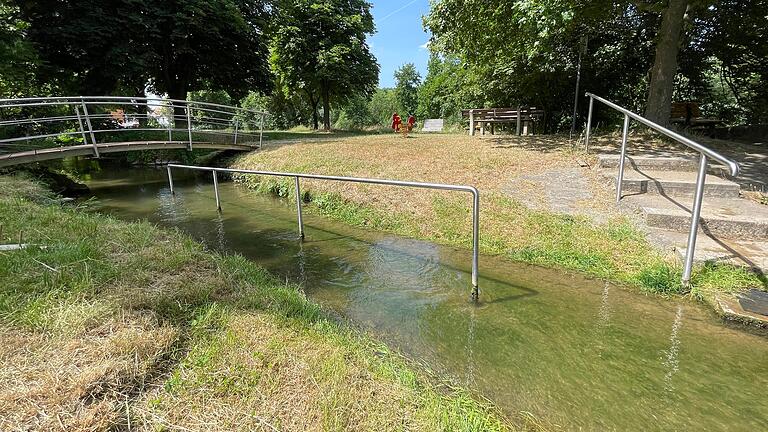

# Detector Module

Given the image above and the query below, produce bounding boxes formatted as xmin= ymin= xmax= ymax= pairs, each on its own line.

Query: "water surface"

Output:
xmin=83 ymin=166 xmax=768 ymax=431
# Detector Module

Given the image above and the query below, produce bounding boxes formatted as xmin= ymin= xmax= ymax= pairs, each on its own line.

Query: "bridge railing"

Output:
xmin=0 ymin=96 xmax=268 ymax=157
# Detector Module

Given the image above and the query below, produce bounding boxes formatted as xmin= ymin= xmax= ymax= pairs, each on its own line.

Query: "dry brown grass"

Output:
xmin=0 ymin=313 xmax=176 ymax=431
xmin=135 ymin=312 xmax=440 ymax=431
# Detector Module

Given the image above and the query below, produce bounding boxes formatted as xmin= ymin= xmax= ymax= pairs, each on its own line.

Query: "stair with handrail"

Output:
xmin=584 ymin=93 xmax=768 ymax=284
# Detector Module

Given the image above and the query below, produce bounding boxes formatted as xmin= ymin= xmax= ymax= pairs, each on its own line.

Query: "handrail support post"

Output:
xmin=584 ymin=96 xmax=594 ymax=153
xmin=213 ymin=170 xmax=221 ymax=211
xmin=233 ymin=119 xmax=239 ymax=146
xmin=682 ymin=154 xmax=708 ymax=287
xmin=471 ymin=188 xmax=480 ymax=302
xmin=167 ymin=165 xmax=175 ymax=195
xmin=616 ymin=114 xmax=630 ymax=203
xmin=294 ymin=176 xmax=305 ymax=239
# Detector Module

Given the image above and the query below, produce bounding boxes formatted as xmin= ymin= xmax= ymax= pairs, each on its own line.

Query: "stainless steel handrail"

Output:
xmin=0 ymin=95 xmax=268 ymax=116
xmin=166 ymin=163 xmax=482 ymax=301
xmin=583 ymin=92 xmax=741 ymax=286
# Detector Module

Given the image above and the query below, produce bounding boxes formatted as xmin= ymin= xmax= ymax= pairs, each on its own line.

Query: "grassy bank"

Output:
xmin=232 ymin=133 xmax=763 ymax=306
xmin=0 ymin=174 xmax=511 ymax=431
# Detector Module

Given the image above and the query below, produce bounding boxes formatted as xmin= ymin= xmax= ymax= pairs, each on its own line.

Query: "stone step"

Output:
xmin=597 ymin=154 xmax=729 ymax=173
xmin=635 ymin=196 xmax=768 ymax=239
xmin=613 ymin=170 xmax=741 ymax=198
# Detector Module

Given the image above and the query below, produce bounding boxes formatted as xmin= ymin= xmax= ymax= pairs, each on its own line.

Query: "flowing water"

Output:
xmin=80 ymin=165 xmax=768 ymax=431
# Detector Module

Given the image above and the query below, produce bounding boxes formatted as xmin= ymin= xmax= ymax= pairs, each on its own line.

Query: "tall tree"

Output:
xmin=645 ymin=0 xmax=689 ymax=124
xmin=394 ymin=63 xmax=421 ymax=115
xmin=271 ymin=0 xmax=379 ymax=131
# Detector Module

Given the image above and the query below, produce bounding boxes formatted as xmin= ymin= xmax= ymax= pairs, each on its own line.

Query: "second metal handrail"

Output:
xmin=583 ymin=92 xmax=740 ymax=286
xmin=166 ymin=163 xmax=481 ymax=300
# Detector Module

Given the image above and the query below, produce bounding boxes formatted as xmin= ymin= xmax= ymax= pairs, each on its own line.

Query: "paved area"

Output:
xmin=502 ymin=167 xmax=611 ymax=223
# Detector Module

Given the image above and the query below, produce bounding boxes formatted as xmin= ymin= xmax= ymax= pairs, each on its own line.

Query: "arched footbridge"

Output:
xmin=0 ymin=96 xmax=266 ymax=167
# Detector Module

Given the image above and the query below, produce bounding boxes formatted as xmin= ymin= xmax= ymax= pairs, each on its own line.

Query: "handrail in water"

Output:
xmin=166 ymin=163 xmax=481 ymax=301
xmin=583 ymin=92 xmax=741 ymax=286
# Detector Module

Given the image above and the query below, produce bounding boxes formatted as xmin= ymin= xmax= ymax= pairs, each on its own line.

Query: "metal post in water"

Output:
xmin=167 ymin=165 xmax=175 ymax=195
xmin=682 ymin=153 xmax=708 ymax=286
xmin=74 ymin=106 xmax=89 ymax=146
xmin=616 ymin=114 xmax=630 ymax=203
xmin=584 ymin=95 xmax=594 ymax=153
xmin=294 ymin=176 xmax=305 ymax=239
xmin=186 ymin=102 xmax=193 ymax=151
xmin=259 ymin=113 xmax=265 ymax=148
xmin=80 ymin=98 xmax=99 ymax=158
xmin=213 ymin=170 xmax=221 ymax=211
xmin=471 ymin=187 xmax=480 ymax=301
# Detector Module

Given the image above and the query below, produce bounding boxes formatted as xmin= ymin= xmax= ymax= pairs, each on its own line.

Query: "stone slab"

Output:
xmin=611 ymin=170 xmax=741 ymax=198
xmin=421 ymin=119 xmax=444 ymax=132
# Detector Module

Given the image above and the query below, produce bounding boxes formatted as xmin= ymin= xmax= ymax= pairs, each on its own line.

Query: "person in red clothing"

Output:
xmin=391 ymin=112 xmax=402 ymax=132
xmin=407 ymin=114 xmax=416 ymax=131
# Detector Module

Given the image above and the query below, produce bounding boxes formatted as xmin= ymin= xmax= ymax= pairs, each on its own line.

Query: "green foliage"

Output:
xmin=424 ymin=0 xmax=768 ymax=129
xmin=8 ymin=0 xmax=272 ymax=100
xmin=367 ymin=88 xmax=399 ymax=127
xmin=394 ymin=63 xmax=421 ymax=115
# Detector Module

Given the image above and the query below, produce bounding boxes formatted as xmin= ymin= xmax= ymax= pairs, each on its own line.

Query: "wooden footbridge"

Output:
xmin=0 ymin=96 xmax=266 ymax=167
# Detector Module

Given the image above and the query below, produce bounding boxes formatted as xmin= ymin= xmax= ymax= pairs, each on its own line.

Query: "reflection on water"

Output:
xmin=83 ymin=166 xmax=768 ymax=432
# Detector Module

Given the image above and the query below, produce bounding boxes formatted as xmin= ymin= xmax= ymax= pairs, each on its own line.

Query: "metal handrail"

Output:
xmin=584 ymin=93 xmax=738 ymax=176
xmin=166 ymin=163 xmax=482 ymax=301
xmin=0 ymin=95 xmax=268 ymax=116
xmin=583 ymin=92 xmax=741 ymax=286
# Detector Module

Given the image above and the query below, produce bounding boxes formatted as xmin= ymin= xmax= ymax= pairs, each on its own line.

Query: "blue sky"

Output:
xmin=369 ymin=0 xmax=432 ymax=88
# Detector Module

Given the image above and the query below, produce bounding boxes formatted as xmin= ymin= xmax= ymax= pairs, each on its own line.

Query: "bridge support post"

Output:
xmin=80 ymin=98 xmax=99 ymax=158
xmin=233 ymin=120 xmax=239 ymax=145
xmin=294 ymin=176 xmax=304 ymax=239
xmin=74 ymin=107 xmax=89 ymax=147
xmin=213 ymin=170 xmax=221 ymax=211
xmin=186 ymin=103 xmax=193 ymax=151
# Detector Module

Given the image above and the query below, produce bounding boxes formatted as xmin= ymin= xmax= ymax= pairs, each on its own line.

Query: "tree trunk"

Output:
xmin=168 ymin=84 xmax=189 ymax=129
xmin=322 ymin=84 xmax=331 ymax=131
xmin=645 ymin=0 xmax=688 ymax=125
xmin=306 ymin=90 xmax=319 ymax=130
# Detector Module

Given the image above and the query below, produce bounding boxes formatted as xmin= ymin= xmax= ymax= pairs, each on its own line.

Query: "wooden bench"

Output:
xmin=670 ymin=102 xmax=722 ymax=129
xmin=461 ymin=107 xmax=544 ymax=136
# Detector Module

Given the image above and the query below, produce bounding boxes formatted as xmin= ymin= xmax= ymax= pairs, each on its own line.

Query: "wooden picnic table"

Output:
xmin=461 ymin=107 xmax=544 ymax=136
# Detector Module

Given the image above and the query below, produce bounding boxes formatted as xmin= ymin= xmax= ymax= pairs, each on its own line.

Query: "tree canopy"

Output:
xmin=424 ymin=0 xmax=768 ymax=128
xmin=394 ymin=63 xmax=421 ymax=116
xmin=271 ymin=0 xmax=379 ymax=130
xmin=6 ymin=0 xmax=273 ymax=103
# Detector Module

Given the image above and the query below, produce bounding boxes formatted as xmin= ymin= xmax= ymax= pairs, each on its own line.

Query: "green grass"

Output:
xmin=0 ymin=174 xmax=514 ymax=431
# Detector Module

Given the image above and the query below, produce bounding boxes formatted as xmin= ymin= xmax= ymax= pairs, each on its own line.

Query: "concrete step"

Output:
xmin=648 ymin=227 xmax=768 ymax=272
xmin=598 ymin=154 xmax=701 ymax=171
xmin=629 ymin=195 xmax=768 ymax=239
xmin=612 ymin=170 xmax=741 ymax=198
